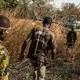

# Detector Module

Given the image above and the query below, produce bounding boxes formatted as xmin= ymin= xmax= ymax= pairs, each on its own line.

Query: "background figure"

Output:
xmin=20 ymin=17 xmax=57 ymax=80
xmin=66 ymin=27 xmax=77 ymax=62
xmin=0 ymin=15 xmax=11 ymax=80
xmin=66 ymin=27 xmax=77 ymax=47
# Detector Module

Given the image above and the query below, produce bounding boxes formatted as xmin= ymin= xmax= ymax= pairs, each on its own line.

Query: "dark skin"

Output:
xmin=19 ymin=30 xmax=33 ymax=60
xmin=66 ymin=28 xmax=77 ymax=47
xmin=19 ymin=24 xmax=57 ymax=61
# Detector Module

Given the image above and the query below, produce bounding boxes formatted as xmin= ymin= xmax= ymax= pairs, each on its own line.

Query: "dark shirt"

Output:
xmin=67 ymin=31 xmax=77 ymax=46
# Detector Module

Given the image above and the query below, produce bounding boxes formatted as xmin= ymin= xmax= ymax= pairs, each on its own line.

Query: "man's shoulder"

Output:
xmin=33 ymin=27 xmax=43 ymax=31
xmin=48 ymin=30 xmax=55 ymax=37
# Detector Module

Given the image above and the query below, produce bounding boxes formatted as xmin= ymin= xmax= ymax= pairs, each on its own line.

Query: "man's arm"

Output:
xmin=50 ymin=33 xmax=57 ymax=59
xmin=74 ymin=32 xmax=77 ymax=41
xmin=20 ymin=28 xmax=34 ymax=60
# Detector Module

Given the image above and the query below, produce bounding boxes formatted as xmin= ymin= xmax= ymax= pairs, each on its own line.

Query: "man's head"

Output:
xmin=0 ymin=15 xmax=11 ymax=40
xmin=43 ymin=17 xmax=52 ymax=28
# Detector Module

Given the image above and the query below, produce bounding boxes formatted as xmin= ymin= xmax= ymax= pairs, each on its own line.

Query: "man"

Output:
xmin=0 ymin=15 xmax=11 ymax=80
xmin=66 ymin=27 xmax=77 ymax=62
xmin=20 ymin=17 xmax=57 ymax=80
xmin=66 ymin=27 xmax=77 ymax=47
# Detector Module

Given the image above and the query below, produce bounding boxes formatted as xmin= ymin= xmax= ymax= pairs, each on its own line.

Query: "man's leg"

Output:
xmin=30 ymin=59 xmax=37 ymax=80
xmin=37 ymin=63 xmax=46 ymax=80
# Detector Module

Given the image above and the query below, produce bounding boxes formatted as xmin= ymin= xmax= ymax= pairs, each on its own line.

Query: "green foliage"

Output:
xmin=15 ymin=0 xmax=31 ymax=18
xmin=16 ymin=0 xmax=55 ymax=19
xmin=32 ymin=0 xmax=46 ymax=7
xmin=0 ymin=0 xmax=6 ymax=10
xmin=55 ymin=3 xmax=80 ymax=22
xmin=0 ymin=0 xmax=18 ymax=10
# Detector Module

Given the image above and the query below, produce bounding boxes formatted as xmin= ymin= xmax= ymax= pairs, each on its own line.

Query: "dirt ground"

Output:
xmin=7 ymin=48 xmax=80 ymax=80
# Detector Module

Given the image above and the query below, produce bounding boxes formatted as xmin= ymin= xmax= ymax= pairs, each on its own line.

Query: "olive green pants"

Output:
xmin=0 ymin=73 xmax=9 ymax=80
xmin=27 ymin=59 xmax=46 ymax=80
xmin=0 ymin=54 xmax=9 ymax=80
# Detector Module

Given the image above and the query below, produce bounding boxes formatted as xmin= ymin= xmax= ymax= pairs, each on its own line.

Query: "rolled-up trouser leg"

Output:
xmin=37 ymin=63 xmax=46 ymax=80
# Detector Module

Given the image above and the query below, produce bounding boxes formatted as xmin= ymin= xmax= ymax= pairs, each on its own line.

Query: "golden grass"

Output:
xmin=0 ymin=11 xmax=80 ymax=79
xmin=0 ymin=11 xmax=80 ymax=62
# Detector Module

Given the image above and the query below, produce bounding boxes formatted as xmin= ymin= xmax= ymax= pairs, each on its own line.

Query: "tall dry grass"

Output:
xmin=0 ymin=11 xmax=80 ymax=61
xmin=0 ymin=11 xmax=80 ymax=79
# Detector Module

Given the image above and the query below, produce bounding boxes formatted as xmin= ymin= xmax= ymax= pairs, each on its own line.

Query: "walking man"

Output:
xmin=66 ymin=27 xmax=77 ymax=47
xmin=66 ymin=27 xmax=77 ymax=62
xmin=20 ymin=17 xmax=57 ymax=80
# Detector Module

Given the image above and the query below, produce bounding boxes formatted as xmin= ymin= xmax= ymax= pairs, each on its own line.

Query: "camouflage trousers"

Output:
xmin=0 ymin=73 xmax=9 ymax=80
xmin=0 ymin=54 xmax=9 ymax=80
xmin=30 ymin=59 xmax=46 ymax=80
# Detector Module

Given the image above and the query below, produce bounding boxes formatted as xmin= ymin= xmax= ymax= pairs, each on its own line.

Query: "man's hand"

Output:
xmin=53 ymin=49 xmax=56 ymax=54
xmin=19 ymin=54 xmax=24 ymax=61
xmin=51 ymin=48 xmax=56 ymax=60
xmin=51 ymin=54 xmax=54 ymax=60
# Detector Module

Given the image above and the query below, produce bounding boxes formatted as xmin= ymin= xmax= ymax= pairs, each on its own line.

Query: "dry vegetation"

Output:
xmin=0 ymin=11 xmax=80 ymax=80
